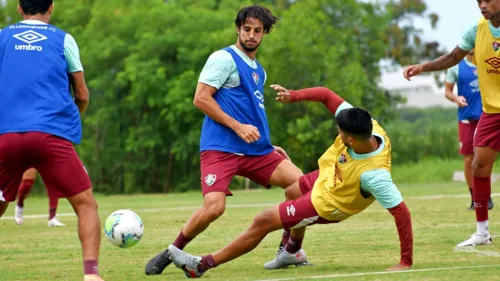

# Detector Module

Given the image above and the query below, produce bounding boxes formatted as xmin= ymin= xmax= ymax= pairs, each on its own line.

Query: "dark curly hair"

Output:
xmin=335 ymin=108 xmax=373 ymax=141
xmin=234 ymin=5 xmax=278 ymax=34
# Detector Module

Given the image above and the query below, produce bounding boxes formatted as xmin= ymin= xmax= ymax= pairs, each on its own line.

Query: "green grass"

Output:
xmin=2 ymin=182 xmax=500 ymax=281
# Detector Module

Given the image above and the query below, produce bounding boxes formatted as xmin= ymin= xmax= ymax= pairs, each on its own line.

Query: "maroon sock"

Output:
xmin=173 ymin=230 xmax=193 ymax=250
xmin=17 ymin=179 xmax=34 ymax=208
xmin=48 ymin=197 xmax=58 ymax=220
xmin=473 ymin=176 xmax=491 ymax=222
xmin=83 ymin=260 xmax=99 ymax=275
xmin=285 ymin=236 xmax=303 ymax=254
xmin=281 ymin=229 xmax=290 ymax=246
xmin=197 ymin=254 xmax=216 ymax=273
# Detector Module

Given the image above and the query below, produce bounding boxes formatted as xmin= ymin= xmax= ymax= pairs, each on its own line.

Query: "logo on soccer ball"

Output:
xmin=493 ymin=42 xmax=500 ymax=52
xmin=339 ymin=153 xmax=347 ymax=164
xmin=13 ymin=30 xmax=47 ymax=52
xmin=205 ymin=174 xmax=217 ymax=187
xmin=252 ymin=72 xmax=259 ymax=84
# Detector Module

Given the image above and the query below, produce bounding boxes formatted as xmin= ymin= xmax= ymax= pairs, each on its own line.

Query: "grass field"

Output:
xmin=2 ymin=182 xmax=500 ymax=281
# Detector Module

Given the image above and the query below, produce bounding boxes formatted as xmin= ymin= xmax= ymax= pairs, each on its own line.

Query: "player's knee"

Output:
xmin=284 ymin=187 xmax=301 ymax=201
xmin=253 ymin=209 xmax=275 ymax=231
xmin=204 ymin=204 xmax=225 ymax=222
xmin=472 ymin=159 xmax=491 ymax=175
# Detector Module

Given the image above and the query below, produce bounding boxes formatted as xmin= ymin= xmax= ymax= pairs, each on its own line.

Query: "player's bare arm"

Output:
xmin=444 ymin=82 xmax=468 ymax=108
xmin=69 ymin=71 xmax=90 ymax=114
xmin=403 ymin=47 xmax=469 ymax=80
xmin=194 ymin=82 xmax=260 ymax=144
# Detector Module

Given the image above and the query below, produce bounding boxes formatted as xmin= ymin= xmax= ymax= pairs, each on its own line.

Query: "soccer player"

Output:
xmin=144 ymin=5 xmax=303 ymax=275
xmin=0 ymin=1 xmax=103 ymax=280
xmin=14 ymin=168 xmax=66 ymax=226
xmin=403 ymin=0 xmax=500 ymax=246
xmin=444 ymin=49 xmax=493 ymax=211
xmin=167 ymin=86 xmax=414 ymax=278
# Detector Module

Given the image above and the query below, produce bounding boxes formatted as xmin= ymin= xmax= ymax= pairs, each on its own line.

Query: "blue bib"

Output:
xmin=457 ymin=60 xmax=482 ymax=120
xmin=199 ymin=47 xmax=273 ymax=155
xmin=0 ymin=23 xmax=81 ymax=143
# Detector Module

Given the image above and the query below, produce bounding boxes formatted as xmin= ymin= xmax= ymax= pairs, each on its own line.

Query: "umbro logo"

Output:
xmin=485 ymin=57 xmax=500 ymax=69
xmin=13 ymin=30 xmax=47 ymax=51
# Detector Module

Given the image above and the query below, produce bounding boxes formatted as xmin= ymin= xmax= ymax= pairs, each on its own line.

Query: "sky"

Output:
xmin=414 ymin=0 xmax=482 ymax=52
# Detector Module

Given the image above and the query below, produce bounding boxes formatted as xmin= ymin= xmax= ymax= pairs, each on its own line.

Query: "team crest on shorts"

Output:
xmin=493 ymin=42 xmax=500 ymax=52
xmin=205 ymin=174 xmax=217 ymax=187
xmin=339 ymin=153 xmax=347 ymax=164
xmin=252 ymin=72 xmax=259 ymax=84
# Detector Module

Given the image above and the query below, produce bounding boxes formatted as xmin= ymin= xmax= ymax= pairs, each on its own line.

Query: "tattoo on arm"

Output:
xmin=422 ymin=47 xmax=469 ymax=72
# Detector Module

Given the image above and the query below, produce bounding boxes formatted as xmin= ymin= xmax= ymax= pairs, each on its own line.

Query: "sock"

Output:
xmin=173 ymin=230 xmax=193 ymax=250
xmin=48 ymin=197 xmax=58 ymax=220
xmin=477 ymin=220 xmax=489 ymax=236
xmin=473 ymin=176 xmax=491 ymax=222
xmin=17 ymin=179 xmax=35 ymax=208
xmin=285 ymin=236 xmax=303 ymax=254
xmin=197 ymin=254 xmax=216 ymax=273
xmin=281 ymin=229 xmax=290 ymax=246
xmin=83 ymin=260 xmax=99 ymax=275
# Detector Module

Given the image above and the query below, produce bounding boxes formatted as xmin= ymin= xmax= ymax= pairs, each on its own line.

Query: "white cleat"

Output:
xmin=48 ymin=217 xmax=66 ymax=227
xmin=14 ymin=205 xmax=24 ymax=225
xmin=264 ymin=248 xmax=308 ymax=269
xmin=457 ymin=233 xmax=492 ymax=247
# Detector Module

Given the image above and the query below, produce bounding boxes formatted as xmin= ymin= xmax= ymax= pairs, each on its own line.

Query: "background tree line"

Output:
xmin=1 ymin=0 xmax=457 ymax=193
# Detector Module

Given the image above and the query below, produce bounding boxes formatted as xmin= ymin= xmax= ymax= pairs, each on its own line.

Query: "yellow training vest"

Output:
xmin=474 ymin=18 xmax=500 ymax=113
xmin=311 ymin=120 xmax=391 ymax=220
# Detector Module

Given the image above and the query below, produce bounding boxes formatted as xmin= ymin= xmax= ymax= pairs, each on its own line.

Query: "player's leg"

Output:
xmin=458 ymin=113 xmax=500 ymax=246
xmin=0 ymin=133 xmax=27 ymax=218
xmin=145 ymin=151 xmax=238 ymax=275
xmin=463 ymin=154 xmax=474 ymax=210
xmin=47 ymin=196 xmax=65 ymax=227
xmin=14 ymin=168 xmax=37 ymax=224
xmin=31 ymin=132 xmax=102 ymax=280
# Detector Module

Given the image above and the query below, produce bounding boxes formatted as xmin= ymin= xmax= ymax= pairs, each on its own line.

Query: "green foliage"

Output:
xmin=0 ymin=0 xmax=448 ymax=193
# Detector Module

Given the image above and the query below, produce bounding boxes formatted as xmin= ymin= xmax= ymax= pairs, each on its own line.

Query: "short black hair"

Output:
xmin=234 ymin=5 xmax=278 ymax=34
xmin=335 ymin=108 xmax=373 ymax=140
xmin=19 ymin=0 xmax=53 ymax=16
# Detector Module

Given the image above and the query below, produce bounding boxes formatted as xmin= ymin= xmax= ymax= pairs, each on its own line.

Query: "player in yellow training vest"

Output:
xmin=403 ymin=0 xmax=500 ymax=247
xmin=166 ymin=86 xmax=414 ymax=278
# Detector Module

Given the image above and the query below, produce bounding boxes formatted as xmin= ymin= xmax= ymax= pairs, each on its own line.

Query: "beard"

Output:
xmin=239 ymin=37 xmax=261 ymax=52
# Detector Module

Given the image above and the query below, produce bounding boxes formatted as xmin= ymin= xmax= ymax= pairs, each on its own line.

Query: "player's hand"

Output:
xmin=403 ymin=64 xmax=424 ymax=81
xmin=234 ymin=123 xmax=261 ymax=143
xmin=386 ymin=263 xmax=411 ymax=271
xmin=270 ymin=84 xmax=291 ymax=103
xmin=455 ymin=96 xmax=468 ymax=108
xmin=273 ymin=145 xmax=290 ymax=160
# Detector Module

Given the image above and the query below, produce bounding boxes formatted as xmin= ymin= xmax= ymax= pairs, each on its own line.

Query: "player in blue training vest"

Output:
xmin=0 ymin=1 xmax=104 ymax=281
xmin=445 ymin=49 xmax=494 ymax=211
xmin=145 ymin=5 xmax=304 ymax=275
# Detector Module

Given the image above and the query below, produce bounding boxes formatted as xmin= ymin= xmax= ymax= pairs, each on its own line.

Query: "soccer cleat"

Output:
xmin=264 ymin=248 xmax=308 ymax=269
xmin=488 ymin=198 xmax=494 ymax=210
xmin=168 ymin=245 xmax=205 ymax=278
xmin=83 ymin=274 xmax=104 ymax=281
xmin=14 ymin=205 xmax=24 ymax=225
xmin=144 ymin=249 xmax=172 ymax=275
xmin=456 ymin=233 xmax=492 ymax=247
xmin=48 ymin=217 xmax=66 ymax=227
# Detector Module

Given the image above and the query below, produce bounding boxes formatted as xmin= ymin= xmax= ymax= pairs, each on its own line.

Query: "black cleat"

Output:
xmin=145 ymin=249 xmax=172 ymax=275
xmin=488 ymin=197 xmax=494 ymax=210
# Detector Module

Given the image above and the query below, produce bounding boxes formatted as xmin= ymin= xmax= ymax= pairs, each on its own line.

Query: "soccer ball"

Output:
xmin=104 ymin=209 xmax=144 ymax=248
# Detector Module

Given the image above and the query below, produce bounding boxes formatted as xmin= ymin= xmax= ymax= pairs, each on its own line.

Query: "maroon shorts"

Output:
xmin=473 ymin=112 xmax=500 ymax=151
xmin=0 ymin=132 xmax=91 ymax=202
xmin=279 ymin=170 xmax=336 ymax=229
xmin=200 ymin=150 xmax=286 ymax=196
xmin=458 ymin=120 xmax=478 ymax=155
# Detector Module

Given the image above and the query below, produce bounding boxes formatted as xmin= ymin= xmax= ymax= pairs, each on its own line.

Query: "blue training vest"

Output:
xmin=0 ymin=22 xmax=82 ymax=143
xmin=199 ymin=47 xmax=274 ymax=155
xmin=457 ymin=59 xmax=482 ymax=121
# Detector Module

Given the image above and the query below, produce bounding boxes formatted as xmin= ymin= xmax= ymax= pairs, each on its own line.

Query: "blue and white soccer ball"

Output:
xmin=104 ymin=209 xmax=144 ymax=248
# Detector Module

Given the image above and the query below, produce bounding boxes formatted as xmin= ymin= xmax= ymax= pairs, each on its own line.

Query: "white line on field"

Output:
xmin=252 ymin=264 xmax=500 ymax=281
xmin=2 ymin=192 xmax=499 ymax=221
